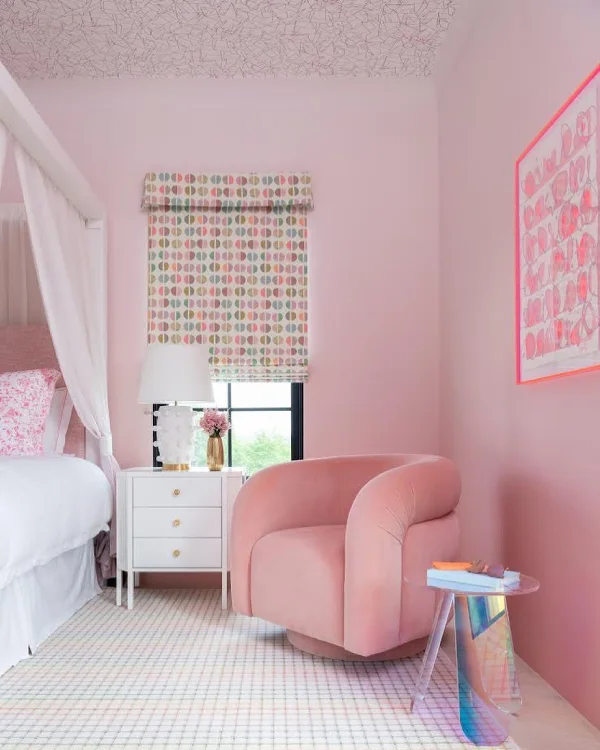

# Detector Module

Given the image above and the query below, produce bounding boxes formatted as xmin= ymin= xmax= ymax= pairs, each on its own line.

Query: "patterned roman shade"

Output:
xmin=143 ymin=172 xmax=313 ymax=383
xmin=142 ymin=172 xmax=313 ymax=211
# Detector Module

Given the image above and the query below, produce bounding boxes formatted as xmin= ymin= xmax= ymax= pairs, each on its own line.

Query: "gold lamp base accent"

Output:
xmin=162 ymin=463 xmax=190 ymax=472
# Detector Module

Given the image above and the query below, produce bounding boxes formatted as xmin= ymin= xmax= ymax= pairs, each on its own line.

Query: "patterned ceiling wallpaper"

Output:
xmin=0 ymin=0 xmax=456 ymax=79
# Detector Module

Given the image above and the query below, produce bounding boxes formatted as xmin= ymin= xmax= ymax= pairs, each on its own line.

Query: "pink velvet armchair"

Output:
xmin=230 ymin=454 xmax=460 ymax=660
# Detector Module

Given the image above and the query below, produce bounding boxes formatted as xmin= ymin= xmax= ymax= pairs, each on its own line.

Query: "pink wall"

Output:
xmin=439 ymin=0 xmax=600 ymax=727
xmin=19 ymin=78 xmax=440 ymax=467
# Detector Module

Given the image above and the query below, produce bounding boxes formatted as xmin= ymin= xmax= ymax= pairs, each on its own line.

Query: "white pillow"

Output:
xmin=43 ymin=387 xmax=74 ymax=455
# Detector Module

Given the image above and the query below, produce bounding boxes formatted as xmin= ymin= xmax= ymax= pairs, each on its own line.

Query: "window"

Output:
xmin=144 ymin=172 xmax=312 ymax=475
xmin=153 ymin=383 xmax=303 ymax=474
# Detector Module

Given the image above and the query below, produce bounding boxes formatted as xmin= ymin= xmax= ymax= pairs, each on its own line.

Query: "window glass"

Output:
xmin=161 ymin=382 xmax=300 ymax=475
xmin=231 ymin=411 xmax=291 ymax=474
xmin=230 ymin=382 xmax=291 ymax=408
xmin=212 ymin=382 xmax=229 ymax=409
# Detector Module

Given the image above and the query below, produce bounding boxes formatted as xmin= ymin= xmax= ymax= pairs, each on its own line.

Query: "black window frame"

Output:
xmin=153 ymin=383 xmax=303 ymax=469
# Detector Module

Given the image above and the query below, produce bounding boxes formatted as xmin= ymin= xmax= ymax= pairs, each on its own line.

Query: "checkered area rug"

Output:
xmin=0 ymin=589 xmax=519 ymax=749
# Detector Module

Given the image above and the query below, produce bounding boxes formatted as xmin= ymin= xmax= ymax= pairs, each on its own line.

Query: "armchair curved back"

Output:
xmin=344 ymin=455 xmax=460 ymax=654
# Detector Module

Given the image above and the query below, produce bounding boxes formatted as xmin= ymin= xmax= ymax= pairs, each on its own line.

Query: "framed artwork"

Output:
xmin=516 ymin=64 xmax=600 ymax=384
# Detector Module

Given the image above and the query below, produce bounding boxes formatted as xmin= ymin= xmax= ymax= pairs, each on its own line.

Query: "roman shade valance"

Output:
xmin=143 ymin=172 xmax=312 ymax=383
xmin=142 ymin=172 xmax=314 ymax=211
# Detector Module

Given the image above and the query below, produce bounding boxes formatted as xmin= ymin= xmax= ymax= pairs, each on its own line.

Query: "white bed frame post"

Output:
xmin=0 ymin=62 xmax=105 ymax=219
xmin=84 ymin=218 xmax=108 ymax=465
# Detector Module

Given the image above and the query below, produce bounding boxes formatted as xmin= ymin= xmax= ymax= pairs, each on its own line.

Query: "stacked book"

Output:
xmin=427 ymin=563 xmax=521 ymax=591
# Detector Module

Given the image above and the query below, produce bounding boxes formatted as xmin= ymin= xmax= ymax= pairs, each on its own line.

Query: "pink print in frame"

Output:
xmin=516 ymin=64 xmax=600 ymax=384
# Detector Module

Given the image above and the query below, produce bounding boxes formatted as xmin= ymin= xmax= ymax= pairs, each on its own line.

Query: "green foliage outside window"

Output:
xmin=232 ymin=432 xmax=290 ymax=475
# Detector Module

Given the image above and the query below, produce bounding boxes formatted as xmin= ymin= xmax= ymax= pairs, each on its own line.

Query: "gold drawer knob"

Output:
xmin=172 ymin=519 xmax=181 ymax=528
xmin=172 ymin=489 xmax=181 ymax=496
xmin=172 ymin=549 xmax=181 ymax=558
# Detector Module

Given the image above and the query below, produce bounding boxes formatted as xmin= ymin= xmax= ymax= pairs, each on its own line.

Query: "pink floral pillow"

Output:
xmin=0 ymin=369 xmax=61 ymax=456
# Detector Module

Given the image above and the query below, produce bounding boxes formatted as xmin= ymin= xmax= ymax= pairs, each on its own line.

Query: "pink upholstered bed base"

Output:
xmin=0 ymin=325 xmax=85 ymax=458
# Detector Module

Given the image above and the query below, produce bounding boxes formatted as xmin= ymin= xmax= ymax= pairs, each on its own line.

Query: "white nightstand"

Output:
xmin=116 ymin=467 xmax=246 ymax=610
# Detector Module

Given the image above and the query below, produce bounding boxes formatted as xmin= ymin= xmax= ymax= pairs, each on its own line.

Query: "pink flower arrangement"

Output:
xmin=199 ymin=409 xmax=230 ymax=437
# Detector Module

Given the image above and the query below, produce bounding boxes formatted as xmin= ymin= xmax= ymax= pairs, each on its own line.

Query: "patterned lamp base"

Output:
xmin=154 ymin=404 xmax=196 ymax=471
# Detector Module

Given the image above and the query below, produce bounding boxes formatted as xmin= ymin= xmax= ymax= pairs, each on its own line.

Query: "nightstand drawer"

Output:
xmin=133 ymin=538 xmax=221 ymax=568
xmin=133 ymin=476 xmax=221 ymax=507
xmin=134 ymin=507 xmax=221 ymax=538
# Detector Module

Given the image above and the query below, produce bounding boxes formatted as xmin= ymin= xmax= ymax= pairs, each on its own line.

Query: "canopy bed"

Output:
xmin=0 ymin=61 xmax=118 ymax=675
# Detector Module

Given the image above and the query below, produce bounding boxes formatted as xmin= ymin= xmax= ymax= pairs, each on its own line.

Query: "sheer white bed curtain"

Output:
xmin=0 ymin=204 xmax=46 ymax=325
xmin=0 ymin=122 xmax=119 ymax=578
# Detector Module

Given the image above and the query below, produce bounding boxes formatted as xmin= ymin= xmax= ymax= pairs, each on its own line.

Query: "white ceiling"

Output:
xmin=0 ymin=0 xmax=457 ymax=79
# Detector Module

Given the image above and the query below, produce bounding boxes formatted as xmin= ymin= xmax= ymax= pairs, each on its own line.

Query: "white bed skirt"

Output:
xmin=0 ymin=541 xmax=99 ymax=676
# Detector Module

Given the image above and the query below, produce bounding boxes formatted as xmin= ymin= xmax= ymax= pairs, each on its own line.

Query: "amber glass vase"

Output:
xmin=207 ymin=435 xmax=224 ymax=471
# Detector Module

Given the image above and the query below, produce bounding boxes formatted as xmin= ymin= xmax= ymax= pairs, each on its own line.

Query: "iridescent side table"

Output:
xmin=409 ymin=574 xmax=539 ymax=746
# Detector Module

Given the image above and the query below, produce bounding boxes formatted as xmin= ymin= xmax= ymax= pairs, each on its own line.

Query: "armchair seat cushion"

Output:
xmin=251 ymin=525 xmax=346 ymax=648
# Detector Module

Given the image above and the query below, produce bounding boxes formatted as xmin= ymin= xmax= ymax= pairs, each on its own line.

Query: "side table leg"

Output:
xmin=455 ymin=595 xmax=519 ymax=745
xmin=116 ymin=567 xmax=122 ymax=607
xmin=411 ymin=591 xmax=454 ymax=711
xmin=127 ymin=568 xmax=134 ymax=610
xmin=221 ymin=487 xmax=228 ymax=610
xmin=221 ymin=567 xmax=227 ymax=610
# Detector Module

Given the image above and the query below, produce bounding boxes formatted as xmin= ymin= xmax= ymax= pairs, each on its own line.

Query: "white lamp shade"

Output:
xmin=138 ymin=343 xmax=215 ymax=404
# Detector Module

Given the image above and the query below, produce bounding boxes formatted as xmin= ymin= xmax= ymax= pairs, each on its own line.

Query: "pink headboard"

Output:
xmin=0 ymin=325 xmax=85 ymax=457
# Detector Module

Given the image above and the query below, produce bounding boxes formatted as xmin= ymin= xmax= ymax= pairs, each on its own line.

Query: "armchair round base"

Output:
xmin=287 ymin=630 xmax=428 ymax=661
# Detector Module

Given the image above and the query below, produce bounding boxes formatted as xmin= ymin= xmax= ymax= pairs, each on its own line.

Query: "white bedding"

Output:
xmin=0 ymin=455 xmax=111 ymax=590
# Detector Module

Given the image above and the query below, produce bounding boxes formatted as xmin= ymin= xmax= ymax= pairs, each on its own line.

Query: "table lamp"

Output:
xmin=138 ymin=343 xmax=215 ymax=470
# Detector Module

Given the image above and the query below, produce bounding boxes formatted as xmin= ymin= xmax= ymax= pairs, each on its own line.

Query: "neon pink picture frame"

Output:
xmin=516 ymin=64 xmax=600 ymax=385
